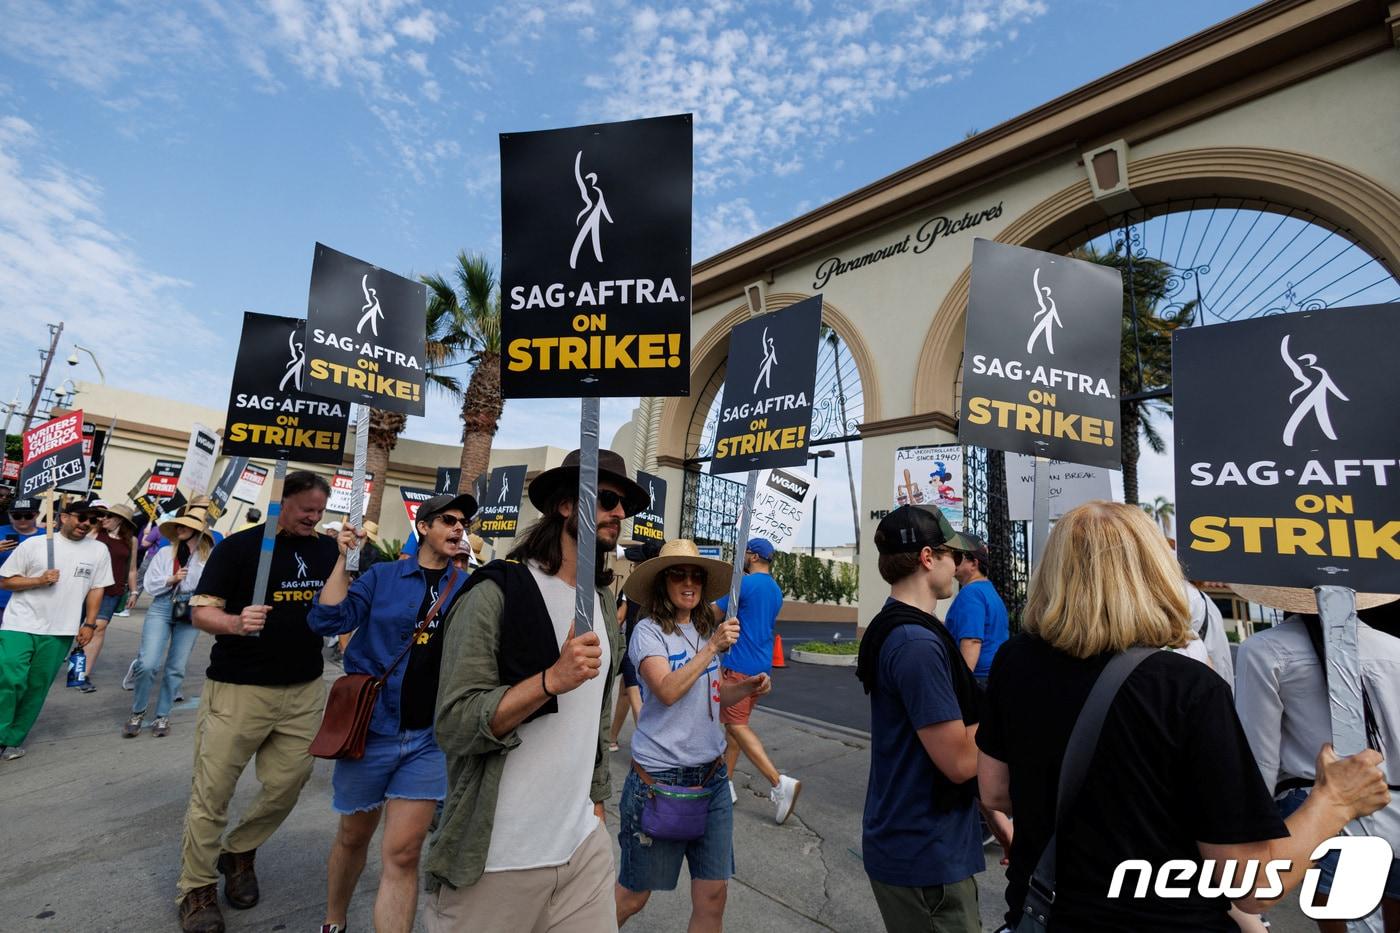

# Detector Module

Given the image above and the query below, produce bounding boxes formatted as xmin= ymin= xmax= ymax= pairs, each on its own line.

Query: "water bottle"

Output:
xmin=67 ymin=648 xmax=88 ymax=688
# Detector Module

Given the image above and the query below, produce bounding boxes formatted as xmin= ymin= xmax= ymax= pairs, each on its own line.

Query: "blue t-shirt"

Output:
xmin=863 ymin=621 xmax=983 ymax=887
xmin=715 ymin=571 xmax=784 ymax=676
xmin=944 ymin=579 xmax=1009 ymax=680
xmin=0 ymin=525 xmax=45 ymax=610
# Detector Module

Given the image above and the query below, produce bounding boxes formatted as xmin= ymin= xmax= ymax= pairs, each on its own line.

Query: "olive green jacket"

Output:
xmin=423 ymin=574 xmax=622 ymax=892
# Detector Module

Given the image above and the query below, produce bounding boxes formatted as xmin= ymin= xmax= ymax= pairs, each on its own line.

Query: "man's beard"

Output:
xmin=565 ymin=509 xmax=620 ymax=551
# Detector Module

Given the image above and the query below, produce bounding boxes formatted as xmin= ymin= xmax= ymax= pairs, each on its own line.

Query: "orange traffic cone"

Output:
xmin=771 ymin=634 xmax=785 ymax=668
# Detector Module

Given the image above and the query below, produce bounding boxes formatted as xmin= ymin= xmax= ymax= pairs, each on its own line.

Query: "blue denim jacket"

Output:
xmin=308 ymin=558 xmax=468 ymax=737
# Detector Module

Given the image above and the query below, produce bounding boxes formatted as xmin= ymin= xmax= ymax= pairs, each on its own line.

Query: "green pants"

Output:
xmin=869 ymin=875 xmax=980 ymax=933
xmin=0 ymin=630 xmax=73 ymax=747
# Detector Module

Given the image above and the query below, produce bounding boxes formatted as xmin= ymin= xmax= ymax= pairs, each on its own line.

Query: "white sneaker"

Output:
xmin=1 ymin=745 xmax=26 ymax=761
xmin=770 ymin=774 xmax=801 ymax=825
xmin=121 ymin=659 xmax=137 ymax=691
xmin=729 ymin=780 xmax=737 ymax=804
xmin=115 ymin=608 xmax=130 ymax=617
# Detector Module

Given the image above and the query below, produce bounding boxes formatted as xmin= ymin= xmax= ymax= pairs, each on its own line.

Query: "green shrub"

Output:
xmin=791 ymin=640 xmax=860 ymax=655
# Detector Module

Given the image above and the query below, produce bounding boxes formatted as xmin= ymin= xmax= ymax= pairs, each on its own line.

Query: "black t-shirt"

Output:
xmin=977 ymin=633 xmax=1286 ymax=932
xmin=195 ymin=524 xmax=340 ymax=686
xmin=400 ymin=565 xmax=448 ymax=731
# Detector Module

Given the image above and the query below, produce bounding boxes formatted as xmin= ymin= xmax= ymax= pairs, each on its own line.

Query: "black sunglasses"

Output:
xmin=9 ymin=512 xmax=36 ymax=520
xmin=665 ymin=567 xmax=707 ymax=584
xmin=431 ymin=513 xmax=466 ymax=528
xmin=596 ymin=489 xmax=624 ymax=511
xmin=74 ymin=512 xmax=101 ymax=524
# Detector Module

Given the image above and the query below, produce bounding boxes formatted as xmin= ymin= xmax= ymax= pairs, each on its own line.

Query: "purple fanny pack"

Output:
xmin=634 ymin=760 xmax=721 ymax=842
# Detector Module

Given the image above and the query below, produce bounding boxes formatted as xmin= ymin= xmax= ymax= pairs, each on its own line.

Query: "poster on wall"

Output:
xmin=476 ymin=464 xmax=528 ymax=538
xmin=631 ymin=470 xmax=667 ymax=542
xmin=328 ymin=468 xmax=375 ymax=514
xmin=893 ymin=444 xmax=966 ymax=530
xmin=1173 ymin=304 xmax=1399 ymax=590
xmin=748 ymin=466 xmax=816 ymax=552
xmin=1005 ymin=454 xmax=1112 ymax=521
xmin=221 ymin=311 xmax=350 ymax=465
xmin=499 ymin=114 xmax=693 ymax=398
xmin=304 ymin=243 xmax=428 ymax=415
xmin=19 ymin=411 xmax=85 ymax=497
xmin=710 ymin=296 xmax=824 ymax=475
xmin=959 ymin=239 xmax=1122 ymax=470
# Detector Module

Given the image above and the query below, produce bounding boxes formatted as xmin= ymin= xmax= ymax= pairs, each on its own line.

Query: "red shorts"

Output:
xmin=719 ymin=668 xmax=760 ymax=725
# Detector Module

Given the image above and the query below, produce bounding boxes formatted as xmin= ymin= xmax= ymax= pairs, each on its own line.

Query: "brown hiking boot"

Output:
xmin=178 ymin=884 xmax=225 ymax=933
xmin=216 ymin=849 xmax=259 ymax=909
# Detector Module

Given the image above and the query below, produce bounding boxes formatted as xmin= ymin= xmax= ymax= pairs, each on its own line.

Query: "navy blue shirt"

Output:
xmin=863 ymin=604 xmax=983 ymax=887
xmin=715 ymin=572 xmax=784 ymax=676
xmin=945 ymin=579 xmax=1010 ymax=680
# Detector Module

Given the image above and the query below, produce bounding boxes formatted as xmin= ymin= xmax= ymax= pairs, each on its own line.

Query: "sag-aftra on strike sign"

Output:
xmin=499 ymin=114 xmax=692 ymax=398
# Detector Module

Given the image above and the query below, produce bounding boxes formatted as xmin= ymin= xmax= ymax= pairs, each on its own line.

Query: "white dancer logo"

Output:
xmin=1027 ymin=267 xmax=1063 ymax=355
xmin=648 ymin=480 xmax=656 ymax=507
xmin=498 ymin=474 xmax=510 ymax=503
xmin=754 ymin=326 xmax=778 ymax=394
xmin=1281 ymin=334 xmax=1348 ymax=447
xmin=280 ymin=328 xmax=305 ymax=392
xmin=357 ymin=274 xmax=384 ymax=337
xmin=569 ymin=151 xmax=612 ymax=269
xmin=294 ymin=552 xmax=309 ymax=579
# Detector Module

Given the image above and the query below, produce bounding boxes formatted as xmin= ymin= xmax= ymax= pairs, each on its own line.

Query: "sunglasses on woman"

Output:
xmin=664 ymin=567 xmax=707 ymax=584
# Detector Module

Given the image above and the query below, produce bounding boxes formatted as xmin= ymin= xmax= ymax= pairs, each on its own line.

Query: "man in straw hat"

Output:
xmin=176 ymin=471 xmax=339 ymax=933
xmin=423 ymin=449 xmax=644 ymax=932
xmin=1233 ymin=584 xmax=1400 ymax=930
xmin=0 ymin=497 xmax=114 ymax=761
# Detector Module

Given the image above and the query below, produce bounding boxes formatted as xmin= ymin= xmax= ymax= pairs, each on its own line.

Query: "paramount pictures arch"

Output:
xmin=626 ymin=0 xmax=1400 ymax=629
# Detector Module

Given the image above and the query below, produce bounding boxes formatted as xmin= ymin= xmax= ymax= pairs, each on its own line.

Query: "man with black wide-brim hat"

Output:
xmin=424 ymin=448 xmax=645 ymax=931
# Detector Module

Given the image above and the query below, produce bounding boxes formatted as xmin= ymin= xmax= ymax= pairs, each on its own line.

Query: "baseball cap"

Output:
xmin=745 ymin=537 xmax=775 ymax=561
xmin=9 ymin=497 xmax=40 ymax=513
xmin=960 ymin=532 xmax=991 ymax=565
xmin=874 ymin=505 xmax=976 ymax=555
xmin=415 ymin=492 xmax=478 ymax=526
xmin=60 ymin=498 xmax=101 ymax=515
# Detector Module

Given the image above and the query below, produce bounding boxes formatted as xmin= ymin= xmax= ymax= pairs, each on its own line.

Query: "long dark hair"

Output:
xmin=507 ymin=487 xmax=614 ymax=587
xmin=646 ymin=567 xmax=717 ymax=639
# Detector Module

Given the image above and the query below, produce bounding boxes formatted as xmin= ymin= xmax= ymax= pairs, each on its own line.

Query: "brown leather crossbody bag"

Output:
xmin=309 ymin=567 xmax=458 ymax=761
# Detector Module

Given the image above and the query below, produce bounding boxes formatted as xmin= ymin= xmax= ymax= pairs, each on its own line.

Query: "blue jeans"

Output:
xmin=618 ymin=762 xmax=734 ymax=892
xmin=131 ymin=594 xmax=199 ymax=718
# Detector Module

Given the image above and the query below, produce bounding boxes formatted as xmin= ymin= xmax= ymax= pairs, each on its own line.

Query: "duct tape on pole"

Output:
xmin=1031 ymin=456 xmax=1051 ymax=572
xmin=249 ymin=458 xmax=288 ymax=637
xmin=727 ymin=470 xmax=760 ymax=612
xmin=572 ymin=397 xmax=600 ymax=635
xmin=346 ymin=404 xmax=369 ymax=572
xmin=1315 ymin=585 xmax=1367 ymax=757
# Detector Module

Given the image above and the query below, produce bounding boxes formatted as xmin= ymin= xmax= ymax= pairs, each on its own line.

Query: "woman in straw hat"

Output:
xmin=976 ymin=501 xmax=1389 ymax=932
xmin=121 ymin=511 xmax=213 ymax=738
xmin=613 ymin=539 xmax=773 ymax=931
xmin=75 ymin=502 xmax=140 ymax=692
xmin=1233 ymin=583 xmax=1400 ymax=931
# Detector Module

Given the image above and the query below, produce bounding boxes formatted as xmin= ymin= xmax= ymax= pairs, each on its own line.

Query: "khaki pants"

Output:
xmin=177 ymin=678 xmax=324 ymax=898
xmin=426 ymin=821 xmax=618 ymax=933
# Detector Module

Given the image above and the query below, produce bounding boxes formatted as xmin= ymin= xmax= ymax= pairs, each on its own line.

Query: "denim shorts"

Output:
xmin=97 ymin=593 xmax=121 ymax=622
xmin=331 ymin=727 xmax=447 ymax=814
xmin=621 ymin=651 xmax=640 ymax=689
xmin=618 ymin=761 xmax=734 ymax=891
xmin=1277 ymin=787 xmax=1400 ymax=898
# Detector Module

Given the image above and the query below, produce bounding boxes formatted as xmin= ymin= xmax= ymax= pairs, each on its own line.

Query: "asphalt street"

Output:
xmin=0 ymin=608 xmax=1320 ymax=931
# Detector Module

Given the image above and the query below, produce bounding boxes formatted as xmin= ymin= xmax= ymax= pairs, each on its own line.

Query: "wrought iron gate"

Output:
xmin=679 ymin=469 xmax=747 ymax=564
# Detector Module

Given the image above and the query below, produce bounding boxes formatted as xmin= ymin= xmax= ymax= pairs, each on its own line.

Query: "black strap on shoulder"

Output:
xmin=1020 ymin=646 xmax=1156 ymax=927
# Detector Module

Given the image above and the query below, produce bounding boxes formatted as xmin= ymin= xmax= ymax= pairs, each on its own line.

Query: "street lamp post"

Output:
xmin=68 ymin=345 xmax=114 ymax=496
xmin=810 ymin=448 xmax=835 ymax=558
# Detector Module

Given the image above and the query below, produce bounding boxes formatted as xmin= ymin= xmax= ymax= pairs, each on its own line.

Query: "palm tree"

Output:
xmin=1071 ymin=244 xmax=1196 ymax=504
xmin=362 ymin=294 xmax=468 ymax=523
xmin=1140 ymin=495 xmax=1175 ymax=537
xmin=422 ymin=252 xmax=503 ymax=492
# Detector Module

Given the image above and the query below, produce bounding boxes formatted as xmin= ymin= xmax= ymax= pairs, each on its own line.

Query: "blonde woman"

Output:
xmin=975 ymin=501 xmax=1388 ymax=932
xmin=614 ymin=540 xmax=771 ymax=932
xmin=122 ymin=512 xmax=212 ymax=738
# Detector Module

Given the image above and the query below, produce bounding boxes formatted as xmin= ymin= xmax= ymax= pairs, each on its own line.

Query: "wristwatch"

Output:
xmin=80 ymin=622 xmax=98 ymax=630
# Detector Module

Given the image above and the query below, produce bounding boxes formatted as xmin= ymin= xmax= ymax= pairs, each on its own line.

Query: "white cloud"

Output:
xmin=0 ymin=117 xmax=224 ymax=402
xmin=695 ymin=197 xmax=766 ymax=260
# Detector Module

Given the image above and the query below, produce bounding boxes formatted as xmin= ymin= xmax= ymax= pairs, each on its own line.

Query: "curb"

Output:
xmin=755 ymin=705 xmax=871 ymax=742
xmin=791 ymin=648 xmax=858 ymax=667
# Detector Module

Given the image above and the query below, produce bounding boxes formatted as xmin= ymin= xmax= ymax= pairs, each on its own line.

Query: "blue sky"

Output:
xmin=0 ymin=0 xmax=1258 ymax=542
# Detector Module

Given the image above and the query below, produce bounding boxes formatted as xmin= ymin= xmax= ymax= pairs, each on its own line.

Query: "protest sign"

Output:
xmin=20 ymin=411 xmax=85 ymax=498
xmin=1 ymin=458 xmax=19 ymax=486
xmin=959 ymin=239 xmax=1122 ymax=470
xmin=148 ymin=459 xmax=184 ymax=499
xmin=477 ymin=464 xmax=528 ymax=538
xmin=499 ymin=114 xmax=692 ymax=398
xmin=221 ymin=312 xmax=350 ymax=465
xmin=748 ymin=466 xmax=815 ymax=552
xmin=632 ymin=471 xmax=667 ymax=542
xmin=710 ymin=296 xmax=824 ymax=474
xmin=400 ymin=486 xmax=435 ymax=526
xmin=894 ymin=444 xmax=966 ymax=530
xmin=435 ymin=467 xmax=461 ymax=495
xmin=180 ymin=423 xmax=220 ymax=495
xmin=328 ymin=468 xmax=375 ymax=514
xmin=305 ymin=243 xmax=428 ymax=415
xmin=83 ymin=426 xmax=107 ymax=491
xmin=231 ymin=462 xmax=268 ymax=503
xmin=207 ymin=457 xmax=248 ymax=521
xmin=1173 ymin=304 xmax=1399 ymax=590
xmin=1006 ymin=453 xmax=1112 ymax=521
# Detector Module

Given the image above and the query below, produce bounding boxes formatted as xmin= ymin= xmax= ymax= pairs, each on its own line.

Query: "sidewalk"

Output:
xmin=0 ymin=609 xmax=1317 ymax=931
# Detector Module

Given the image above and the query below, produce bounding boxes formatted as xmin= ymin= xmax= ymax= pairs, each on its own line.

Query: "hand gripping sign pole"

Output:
xmin=248 ymin=459 xmax=288 ymax=638
xmin=346 ymin=404 xmax=370 ymax=572
xmin=572 ymin=398 xmax=600 ymax=635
